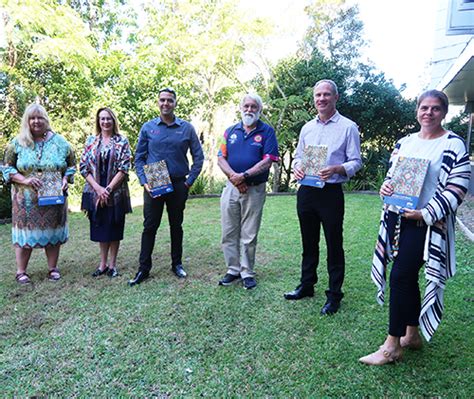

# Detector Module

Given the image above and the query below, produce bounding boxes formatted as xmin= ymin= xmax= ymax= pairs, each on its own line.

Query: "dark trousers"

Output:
xmin=139 ymin=178 xmax=188 ymax=272
xmin=297 ymin=183 xmax=345 ymax=302
xmin=386 ymin=211 xmax=427 ymax=337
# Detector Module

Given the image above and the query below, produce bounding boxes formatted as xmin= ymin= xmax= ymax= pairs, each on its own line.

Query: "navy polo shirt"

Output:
xmin=218 ymin=120 xmax=279 ymax=184
xmin=135 ymin=116 xmax=204 ymax=186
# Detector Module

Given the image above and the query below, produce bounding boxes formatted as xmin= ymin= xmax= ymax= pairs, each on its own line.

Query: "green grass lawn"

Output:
xmin=0 ymin=194 xmax=472 ymax=397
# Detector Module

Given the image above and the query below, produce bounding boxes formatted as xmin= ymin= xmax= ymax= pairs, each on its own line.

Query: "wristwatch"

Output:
xmin=243 ymin=172 xmax=250 ymax=179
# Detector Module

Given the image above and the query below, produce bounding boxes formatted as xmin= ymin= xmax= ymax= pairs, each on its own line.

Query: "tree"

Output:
xmin=0 ymin=0 xmax=97 ymax=141
xmin=135 ymin=0 xmax=273 ymax=181
xmin=256 ymin=51 xmax=344 ymax=190
xmin=302 ymin=0 xmax=365 ymax=72
xmin=253 ymin=0 xmax=418 ymax=191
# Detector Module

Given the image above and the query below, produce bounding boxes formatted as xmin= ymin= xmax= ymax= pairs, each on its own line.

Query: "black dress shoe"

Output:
xmin=320 ymin=301 xmax=340 ymax=315
xmin=92 ymin=267 xmax=107 ymax=277
xmin=172 ymin=264 xmax=187 ymax=278
xmin=128 ymin=271 xmax=149 ymax=286
xmin=284 ymin=285 xmax=314 ymax=300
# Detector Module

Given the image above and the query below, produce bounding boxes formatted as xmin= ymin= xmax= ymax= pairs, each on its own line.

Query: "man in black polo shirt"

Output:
xmin=217 ymin=93 xmax=279 ymax=290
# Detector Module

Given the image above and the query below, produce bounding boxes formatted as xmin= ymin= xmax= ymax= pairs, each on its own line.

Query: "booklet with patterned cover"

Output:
xmin=35 ymin=171 xmax=65 ymax=206
xmin=144 ymin=160 xmax=174 ymax=197
xmin=299 ymin=145 xmax=328 ymax=188
xmin=384 ymin=156 xmax=430 ymax=210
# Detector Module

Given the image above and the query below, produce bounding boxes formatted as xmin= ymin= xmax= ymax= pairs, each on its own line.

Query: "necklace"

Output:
xmin=35 ymin=131 xmax=48 ymax=164
xmin=99 ymin=134 xmax=113 ymax=174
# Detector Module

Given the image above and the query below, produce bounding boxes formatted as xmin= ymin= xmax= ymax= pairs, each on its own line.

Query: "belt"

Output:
xmin=246 ymin=181 xmax=265 ymax=186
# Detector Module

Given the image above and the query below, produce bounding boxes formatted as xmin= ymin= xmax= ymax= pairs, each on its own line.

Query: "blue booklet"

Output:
xmin=298 ymin=145 xmax=328 ymax=189
xmin=384 ymin=193 xmax=420 ymax=210
xmin=299 ymin=175 xmax=325 ymax=188
xmin=144 ymin=160 xmax=174 ymax=197
xmin=36 ymin=171 xmax=65 ymax=206
xmin=383 ymin=156 xmax=430 ymax=210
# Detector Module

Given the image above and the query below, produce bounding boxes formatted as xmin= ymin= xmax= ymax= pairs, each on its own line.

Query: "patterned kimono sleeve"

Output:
xmin=64 ymin=142 xmax=77 ymax=183
xmin=117 ymin=137 xmax=131 ymax=174
xmin=79 ymin=136 xmax=95 ymax=178
xmin=2 ymin=142 xmax=19 ymax=183
xmin=421 ymin=140 xmax=470 ymax=226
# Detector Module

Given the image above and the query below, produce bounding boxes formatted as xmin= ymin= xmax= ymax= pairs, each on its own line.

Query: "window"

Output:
xmin=447 ymin=0 xmax=474 ymax=35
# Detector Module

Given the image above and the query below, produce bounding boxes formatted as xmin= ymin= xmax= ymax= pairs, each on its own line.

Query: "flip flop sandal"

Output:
xmin=16 ymin=272 xmax=31 ymax=284
xmin=48 ymin=268 xmax=61 ymax=281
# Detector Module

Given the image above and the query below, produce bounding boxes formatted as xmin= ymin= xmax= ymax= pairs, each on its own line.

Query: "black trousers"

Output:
xmin=386 ymin=211 xmax=427 ymax=337
xmin=139 ymin=177 xmax=188 ymax=272
xmin=297 ymin=183 xmax=345 ymax=302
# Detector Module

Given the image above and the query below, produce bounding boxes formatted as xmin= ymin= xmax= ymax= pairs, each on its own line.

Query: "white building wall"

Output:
xmin=430 ymin=0 xmax=473 ymax=89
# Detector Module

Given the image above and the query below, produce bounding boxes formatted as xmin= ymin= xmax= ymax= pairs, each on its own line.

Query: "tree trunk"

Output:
xmin=272 ymin=162 xmax=280 ymax=193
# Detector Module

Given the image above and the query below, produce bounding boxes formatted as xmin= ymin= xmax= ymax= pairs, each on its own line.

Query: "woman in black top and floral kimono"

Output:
xmin=80 ymin=107 xmax=132 ymax=277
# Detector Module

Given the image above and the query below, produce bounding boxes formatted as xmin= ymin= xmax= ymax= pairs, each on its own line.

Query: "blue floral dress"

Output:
xmin=2 ymin=133 xmax=76 ymax=248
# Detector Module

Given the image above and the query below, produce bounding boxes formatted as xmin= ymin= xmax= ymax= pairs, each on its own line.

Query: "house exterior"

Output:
xmin=431 ymin=0 xmax=473 ymax=191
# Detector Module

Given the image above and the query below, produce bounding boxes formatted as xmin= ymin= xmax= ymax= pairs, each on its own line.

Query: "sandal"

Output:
xmin=48 ymin=268 xmax=61 ymax=281
xmin=16 ymin=272 xmax=31 ymax=285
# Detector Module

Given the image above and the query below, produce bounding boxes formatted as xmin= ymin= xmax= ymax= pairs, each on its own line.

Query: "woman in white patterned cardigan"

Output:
xmin=359 ymin=90 xmax=471 ymax=366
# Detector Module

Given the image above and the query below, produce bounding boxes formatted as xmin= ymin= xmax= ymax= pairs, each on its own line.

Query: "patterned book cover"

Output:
xmin=144 ymin=160 xmax=174 ymax=196
xmin=384 ymin=156 xmax=430 ymax=209
xmin=299 ymin=145 xmax=328 ymax=188
xmin=33 ymin=171 xmax=65 ymax=206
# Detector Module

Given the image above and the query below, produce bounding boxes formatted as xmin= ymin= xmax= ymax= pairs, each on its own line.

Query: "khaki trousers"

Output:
xmin=220 ymin=181 xmax=266 ymax=279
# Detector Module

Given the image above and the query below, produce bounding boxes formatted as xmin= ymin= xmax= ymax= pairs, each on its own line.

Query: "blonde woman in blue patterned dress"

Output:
xmin=3 ymin=103 xmax=76 ymax=284
xmin=79 ymin=107 xmax=132 ymax=278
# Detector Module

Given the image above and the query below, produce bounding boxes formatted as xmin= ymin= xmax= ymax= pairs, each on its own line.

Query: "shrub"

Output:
xmin=0 ymin=177 xmax=12 ymax=219
xmin=344 ymin=148 xmax=389 ymax=191
xmin=188 ymin=175 xmax=227 ymax=195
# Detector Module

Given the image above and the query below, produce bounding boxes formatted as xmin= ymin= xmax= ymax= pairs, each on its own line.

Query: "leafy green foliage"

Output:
xmin=303 ymin=0 xmax=365 ymax=72
xmin=444 ymin=111 xmax=472 ymax=156
xmin=253 ymin=2 xmax=418 ymax=191
xmin=0 ymin=180 xmax=11 ymax=219
xmin=0 ymin=0 xmax=436 ymax=219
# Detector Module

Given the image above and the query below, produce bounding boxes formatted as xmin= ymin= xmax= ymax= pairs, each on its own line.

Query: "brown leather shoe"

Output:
xmin=359 ymin=346 xmax=403 ymax=366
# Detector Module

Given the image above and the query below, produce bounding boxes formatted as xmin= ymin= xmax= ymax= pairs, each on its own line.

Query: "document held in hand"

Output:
xmin=35 ymin=171 xmax=65 ymax=206
xmin=383 ymin=156 xmax=430 ymax=210
xmin=299 ymin=145 xmax=328 ymax=188
xmin=144 ymin=160 xmax=174 ymax=197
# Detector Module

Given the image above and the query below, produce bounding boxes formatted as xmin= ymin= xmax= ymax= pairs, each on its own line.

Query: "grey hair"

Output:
xmin=417 ymin=90 xmax=449 ymax=114
xmin=240 ymin=93 xmax=263 ymax=112
xmin=313 ymin=79 xmax=339 ymax=96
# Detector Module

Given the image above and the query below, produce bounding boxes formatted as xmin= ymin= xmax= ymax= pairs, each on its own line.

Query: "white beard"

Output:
xmin=241 ymin=111 xmax=260 ymax=126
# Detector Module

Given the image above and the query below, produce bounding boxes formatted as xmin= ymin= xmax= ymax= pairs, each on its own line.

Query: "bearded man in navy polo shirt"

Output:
xmin=129 ymin=88 xmax=204 ymax=286
xmin=217 ymin=93 xmax=279 ymax=290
